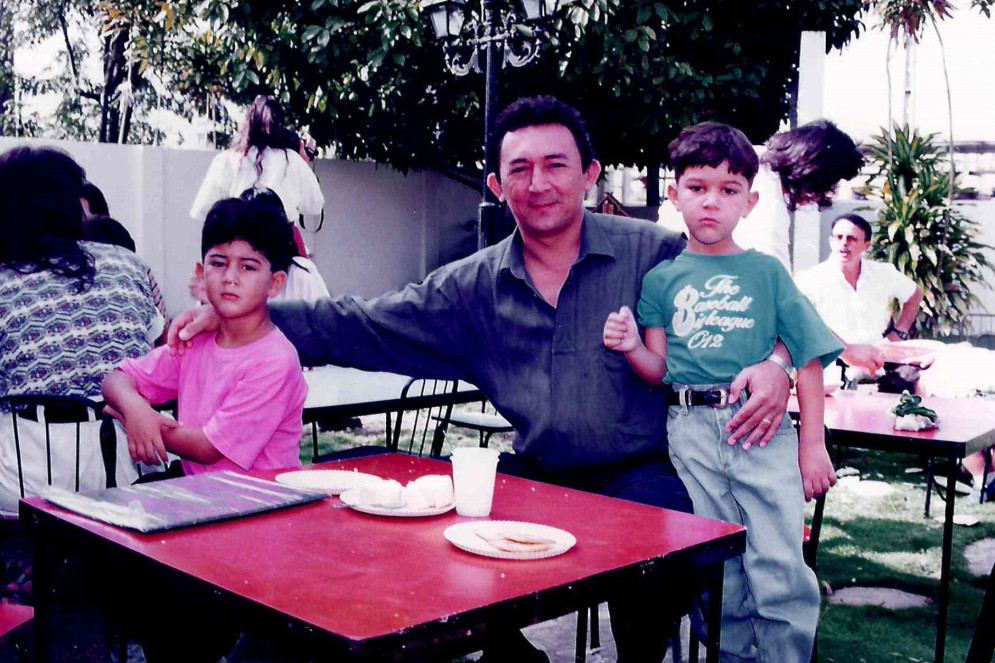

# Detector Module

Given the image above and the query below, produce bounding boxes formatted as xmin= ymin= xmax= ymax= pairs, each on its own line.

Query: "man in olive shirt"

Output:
xmin=172 ymin=96 xmax=790 ymax=663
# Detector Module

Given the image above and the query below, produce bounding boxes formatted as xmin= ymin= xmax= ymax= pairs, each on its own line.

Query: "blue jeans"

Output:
xmin=666 ymin=389 xmax=819 ymax=663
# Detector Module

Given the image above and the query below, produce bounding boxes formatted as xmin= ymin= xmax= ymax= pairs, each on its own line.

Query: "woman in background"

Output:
xmin=189 ymin=94 xmax=324 ymax=256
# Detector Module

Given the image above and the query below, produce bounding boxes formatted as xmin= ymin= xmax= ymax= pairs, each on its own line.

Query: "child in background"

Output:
xmin=603 ymin=121 xmax=842 ymax=663
xmin=103 ymin=197 xmax=307 ymax=476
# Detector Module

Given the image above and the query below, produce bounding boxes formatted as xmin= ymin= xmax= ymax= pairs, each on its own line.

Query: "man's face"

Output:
xmin=829 ymin=219 xmax=870 ymax=267
xmin=486 ymin=124 xmax=600 ymax=239
xmin=667 ymin=163 xmax=758 ymax=255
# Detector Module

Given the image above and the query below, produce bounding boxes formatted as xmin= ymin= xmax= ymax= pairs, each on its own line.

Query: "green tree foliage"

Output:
xmin=102 ymin=0 xmax=863 ymax=181
xmin=865 ymin=125 xmax=992 ymax=336
xmin=2 ymin=0 xmax=233 ymax=144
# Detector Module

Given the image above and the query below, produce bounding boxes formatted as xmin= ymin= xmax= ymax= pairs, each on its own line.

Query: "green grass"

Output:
xmin=813 ymin=449 xmax=994 ymax=662
xmin=300 ymin=423 xmax=993 ymax=662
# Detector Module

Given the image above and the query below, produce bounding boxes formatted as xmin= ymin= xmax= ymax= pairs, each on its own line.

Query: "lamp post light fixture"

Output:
xmin=421 ymin=0 xmax=561 ymax=248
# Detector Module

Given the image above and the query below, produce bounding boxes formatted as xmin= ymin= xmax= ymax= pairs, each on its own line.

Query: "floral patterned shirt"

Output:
xmin=0 ymin=241 xmax=161 ymax=399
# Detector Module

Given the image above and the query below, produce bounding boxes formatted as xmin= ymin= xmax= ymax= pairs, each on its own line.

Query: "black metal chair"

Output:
xmin=434 ymin=404 xmax=513 ymax=450
xmin=1 ymin=393 xmax=117 ymax=511
xmin=389 ymin=378 xmax=461 ymax=457
xmin=311 ymin=378 xmax=477 ymax=463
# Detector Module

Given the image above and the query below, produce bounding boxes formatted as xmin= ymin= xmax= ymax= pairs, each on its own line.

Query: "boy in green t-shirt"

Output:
xmin=602 ymin=121 xmax=842 ymax=663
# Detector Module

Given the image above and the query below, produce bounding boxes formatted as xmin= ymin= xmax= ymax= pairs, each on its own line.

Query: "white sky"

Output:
xmin=823 ymin=10 xmax=994 ymax=143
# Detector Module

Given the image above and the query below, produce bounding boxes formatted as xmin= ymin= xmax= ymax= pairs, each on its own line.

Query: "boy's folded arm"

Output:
xmin=161 ymin=425 xmax=224 ymax=464
xmin=102 ymin=369 xmax=149 ymax=417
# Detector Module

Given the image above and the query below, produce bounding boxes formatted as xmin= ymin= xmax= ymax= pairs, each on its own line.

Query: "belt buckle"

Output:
xmin=679 ymin=385 xmax=691 ymax=412
xmin=711 ymin=388 xmax=729 ymax=409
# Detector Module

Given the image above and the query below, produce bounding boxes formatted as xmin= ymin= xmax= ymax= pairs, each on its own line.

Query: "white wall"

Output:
xmin=0 ymin=137 xmax=480 ymax=315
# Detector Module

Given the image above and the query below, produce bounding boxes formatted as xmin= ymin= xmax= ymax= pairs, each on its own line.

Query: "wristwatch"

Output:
xmin=893 ymin=328 xmax=910 ymax=340
xmin=767 ymin=353 xmax=798 ymax=389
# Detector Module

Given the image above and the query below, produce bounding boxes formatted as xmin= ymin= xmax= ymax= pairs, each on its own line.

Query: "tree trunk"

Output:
xmin=902 ymin=33 xmax=915 ymax=125
xmin=0 ymin=0 xmax=14 ymax=136
xmin=99 ymin=29 xmax=129 ymax=143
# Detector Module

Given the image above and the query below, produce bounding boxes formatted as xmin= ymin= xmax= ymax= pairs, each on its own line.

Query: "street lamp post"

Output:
xmin=421 ymin=0 xmax=561 ymax=249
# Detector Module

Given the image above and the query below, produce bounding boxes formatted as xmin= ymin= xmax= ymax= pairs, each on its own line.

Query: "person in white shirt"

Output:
xmin=795 ymin=213 xmax=924 ymax=375
xmin=189 ymin=95 xmax=324 ymax=248
xmin=189 ymin=96 xmax=329 ymax=304
xmin=658 ymin=120 xmax=864 ymax=273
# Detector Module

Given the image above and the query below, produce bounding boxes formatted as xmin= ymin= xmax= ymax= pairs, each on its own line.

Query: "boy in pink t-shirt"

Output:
xmin=103 ymin=197 xmax=307 ymax=475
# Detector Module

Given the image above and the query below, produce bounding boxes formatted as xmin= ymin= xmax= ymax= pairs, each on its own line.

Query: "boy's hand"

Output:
xmin=799 ymin=442 xmax=836 ymax=502
xmin=166 ymin=304 xmax=221 ymax=355
xmin=603 ymin=306 xmax=641 ymax=353
xmin=124 ymin=406 xmax=178 ymax=466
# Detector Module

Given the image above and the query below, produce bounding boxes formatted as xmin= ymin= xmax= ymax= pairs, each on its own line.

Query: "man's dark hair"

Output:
xmin=81 ymin=181 xmax=110 ymax=217
xmin=668 ymin=121 xmax=759 ymax=184
xmin=83 ymin=216 xmax=136 ymax=253
xmin=490 ymin=96 xmax=594 ymax=179
xmin=762 ymin=120 xmax=864 ymax=210
xmin=831 ymin=213 xmax=873 ymax=242
xmin=201 ymin=198 xmax=299 ymax=274
xmin=0 ymin=146 xmax=94 ymax=291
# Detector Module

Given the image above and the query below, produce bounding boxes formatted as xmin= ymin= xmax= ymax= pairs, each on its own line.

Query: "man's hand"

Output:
xmin=841 ymin=343 xmax=885 ymax=372
xmin=799 ymin=442 xmax=836 ymax=502
xmin=123 ymin=407 xmax=178 ymax=466
xmin=603 ymin=306 xmax=642 ymax=353
xmin=726 ymin=359 xmax=790 ymax=449
xmin=166 ymin=304 xmax=221 ymax=354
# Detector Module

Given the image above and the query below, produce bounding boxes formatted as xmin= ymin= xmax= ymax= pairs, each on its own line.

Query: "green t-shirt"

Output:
xmin=637 ymin=250 xmax=842 ymax=385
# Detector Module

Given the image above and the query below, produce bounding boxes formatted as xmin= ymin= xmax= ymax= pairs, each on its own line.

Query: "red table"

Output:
xmin=23 ymin=454 xmax=745 ymax=662
xmin=791 ymin=391 xmax=995 ymax=663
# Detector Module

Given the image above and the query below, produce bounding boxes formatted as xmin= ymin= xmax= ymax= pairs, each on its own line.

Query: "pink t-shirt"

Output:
xmin=118 ymin=329 xmax=307 ymax=475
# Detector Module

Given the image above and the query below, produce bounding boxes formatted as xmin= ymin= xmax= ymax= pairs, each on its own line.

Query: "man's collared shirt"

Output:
xmin=272 ymin=212 xmax=685 ymax=474
xmin=795 ymin=257 xmax=918 ymax=345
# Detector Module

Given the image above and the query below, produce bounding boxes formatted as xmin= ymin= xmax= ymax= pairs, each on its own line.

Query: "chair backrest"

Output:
xmin=0 ymin=394 xmax=113 ymax=512
xmin=966 ymin=558 xmax=995 ymax=663
xmin=389 ymin=378 xmax=459 ymax=457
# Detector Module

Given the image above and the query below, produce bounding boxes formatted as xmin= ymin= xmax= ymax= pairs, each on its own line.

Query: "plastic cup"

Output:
xmin=450 ymin=447 xmax=500 ymax=517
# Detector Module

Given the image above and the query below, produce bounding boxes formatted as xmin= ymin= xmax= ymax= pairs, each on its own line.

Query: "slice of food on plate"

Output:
xmin=476 ymin=527 xmax=556 ymax=553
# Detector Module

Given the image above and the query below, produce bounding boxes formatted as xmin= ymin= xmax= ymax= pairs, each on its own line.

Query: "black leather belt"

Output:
xmin=664 ymin=386 xmax=731 ymax=408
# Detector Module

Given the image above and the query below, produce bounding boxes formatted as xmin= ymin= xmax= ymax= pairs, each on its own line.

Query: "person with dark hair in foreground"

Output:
xmin=0 ymin=146 xmax=162 ymax=516
xmin=606 ymin=121 xmax=841 ymax=663
xmin=169 ymin=96 xmax=793 ymax=663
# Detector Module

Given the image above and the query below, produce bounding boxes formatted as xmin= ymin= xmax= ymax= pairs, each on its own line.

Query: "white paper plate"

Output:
xmin=274 ymin=470 xmax=381 ymax=495
xmin=339 ymin=488 xmax=454 ymax=517
xmin=444 ymin=521 xmax=576 ymax=560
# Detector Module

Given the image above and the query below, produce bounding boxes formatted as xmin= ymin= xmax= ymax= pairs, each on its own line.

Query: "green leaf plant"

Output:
xmin=864 ymin=124 xmax=993 ymax=337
